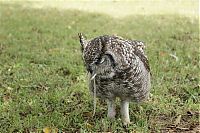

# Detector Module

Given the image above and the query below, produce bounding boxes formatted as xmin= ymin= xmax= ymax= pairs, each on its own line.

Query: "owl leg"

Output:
xmin=107 ymin=99 xmax=116 ymax=119
xmin=120 ymin=100 xmax=130 ymax=125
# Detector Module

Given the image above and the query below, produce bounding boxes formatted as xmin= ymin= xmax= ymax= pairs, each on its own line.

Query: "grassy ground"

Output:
xmin=0 ymin=1 xmax=199 ymax=133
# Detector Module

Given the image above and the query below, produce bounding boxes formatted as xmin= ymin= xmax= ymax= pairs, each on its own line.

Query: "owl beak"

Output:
xmin=91 ymin=72 xmax=97 ymax=80
xmin=100 ymin=57 xmax=105 ymax=64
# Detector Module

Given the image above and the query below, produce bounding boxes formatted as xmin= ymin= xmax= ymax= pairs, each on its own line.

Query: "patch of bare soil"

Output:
xmin=160 ymin=111 xmax=200 ymax=133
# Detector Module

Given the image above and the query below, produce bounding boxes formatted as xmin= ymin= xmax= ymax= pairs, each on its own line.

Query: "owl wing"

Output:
xmin=133 ymin=46 xmax=151 ymax=72
xmin=129 ymin=40 xmax=150 ymax=72
xmin=101 ymin=37 xmax=150 ymax=73
xmin=129 ymin=40 xmax=146 ymax=56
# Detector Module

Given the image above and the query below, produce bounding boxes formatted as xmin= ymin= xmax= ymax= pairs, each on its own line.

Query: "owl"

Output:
xmin=78 ymin=33 xmax=151 ymax=125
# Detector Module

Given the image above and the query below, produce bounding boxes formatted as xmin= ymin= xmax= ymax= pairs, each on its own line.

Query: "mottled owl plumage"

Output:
xmin=78 ymin=33 xmax=151 ymax=125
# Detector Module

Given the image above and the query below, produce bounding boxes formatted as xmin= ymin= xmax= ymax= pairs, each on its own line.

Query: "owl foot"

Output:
xmin=122 ymin=120 xmax=132 ymax=126
xmin=122 ymin=121 xmax=132 ymax=132
xmin=107 ymin=99 xmax=116 ymax=119
xmin=107 ymin=111 xmax=116 ymax=119
xmin=120 ymin=100 xmax=131 ymax=126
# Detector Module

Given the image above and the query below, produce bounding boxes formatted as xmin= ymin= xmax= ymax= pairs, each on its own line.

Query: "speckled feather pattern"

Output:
xmin=81 ymin=35 xmax=151 ymax=103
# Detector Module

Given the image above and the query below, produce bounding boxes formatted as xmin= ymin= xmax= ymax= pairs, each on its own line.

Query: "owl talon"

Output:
xmin=91 ymin=73 xmax=97 ymax=80
xmin=122 ymin=121 xmax=132 ymax=126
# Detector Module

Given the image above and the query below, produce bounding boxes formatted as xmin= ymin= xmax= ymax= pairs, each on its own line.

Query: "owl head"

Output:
xmin=78 ymin=33 xmax=116 ymax=79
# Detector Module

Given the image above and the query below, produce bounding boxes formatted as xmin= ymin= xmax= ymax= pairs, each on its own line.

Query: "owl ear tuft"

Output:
xmin=78 ymin=33 xmax=87 ymax=50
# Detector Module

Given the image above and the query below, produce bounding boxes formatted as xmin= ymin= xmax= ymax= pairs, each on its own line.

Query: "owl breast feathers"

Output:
xmin=79 ymin=34 xmax=151 ymax=102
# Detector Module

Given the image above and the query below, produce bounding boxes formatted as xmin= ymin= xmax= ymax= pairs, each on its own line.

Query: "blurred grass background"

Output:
xmin=2 ymin=0 xmax=198 ymax=18
xmin=0 ymin=0 xmax=199 ymax=132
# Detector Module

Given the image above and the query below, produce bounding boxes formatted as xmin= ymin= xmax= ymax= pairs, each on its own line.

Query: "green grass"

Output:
xmin=0 ymin=3 xmax=199 ymax=133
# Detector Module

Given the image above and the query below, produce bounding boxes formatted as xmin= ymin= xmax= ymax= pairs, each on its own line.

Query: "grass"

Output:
xmin=0 ymin=2 xmax=199 ymax=133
